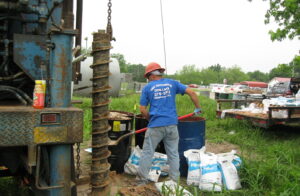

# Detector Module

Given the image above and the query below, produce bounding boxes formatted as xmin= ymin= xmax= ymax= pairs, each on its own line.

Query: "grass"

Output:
xmin=0 ymin=177 xmax=30 ymax=196
xmin=75 ymin=93 xmax=300 ymax=195
xmin=1 ymin=92 xmax=295 ymax=195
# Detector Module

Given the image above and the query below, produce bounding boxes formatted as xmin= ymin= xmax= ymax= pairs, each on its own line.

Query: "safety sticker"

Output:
xmin=113 ymin=121 xmax=121 ymax=132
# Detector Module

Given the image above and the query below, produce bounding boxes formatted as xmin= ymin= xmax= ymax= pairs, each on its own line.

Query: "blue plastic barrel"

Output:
xmin=178 ymin=116 xmax=205 ymax=176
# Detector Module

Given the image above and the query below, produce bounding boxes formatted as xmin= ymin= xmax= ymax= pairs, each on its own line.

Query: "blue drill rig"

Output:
xmin=0 ymin=0 xmax=84 ymax=195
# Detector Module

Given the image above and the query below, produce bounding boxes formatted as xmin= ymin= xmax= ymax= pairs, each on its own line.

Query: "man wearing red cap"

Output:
xmin=136 ymin=62 xmax=201 ymax=184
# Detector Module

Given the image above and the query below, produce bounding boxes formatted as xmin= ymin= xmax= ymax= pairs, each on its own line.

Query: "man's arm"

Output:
xmin=185 ymin=88 xmax=200 ymax=109
xmin=140 ymin=105 xmax=150 ymax=120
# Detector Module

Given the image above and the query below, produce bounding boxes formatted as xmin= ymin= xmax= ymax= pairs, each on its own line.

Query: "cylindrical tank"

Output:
xmin=178 ymin=116 xmax=205 ymax=176
xmin=135 ymin=114 xmax=165 ymax=154
xmin=107 ymin=111 xmax=133 ymax=173
xmin=73 ymin=57 xmax=121 ymax=97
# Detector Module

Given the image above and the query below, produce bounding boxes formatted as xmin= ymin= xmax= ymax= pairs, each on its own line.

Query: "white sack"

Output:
xmin=199 ymin=152 xmax=222 ymax=191
xmin=124 ymin=146 xmax=169 ymax=180
xmin=216 ymin=150 xmax=242 ymax=170
xmin=184 ymin=149 xmax=201 ymax=186
xmin=124 ymin=145 xmax=142 ymax=175
xmin=218 ymin=159 xmax=242 ymax=190
xmin=148 ymin=169 xmax=161 ymax=182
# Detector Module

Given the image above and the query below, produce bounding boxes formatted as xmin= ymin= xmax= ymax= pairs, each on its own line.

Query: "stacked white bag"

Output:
xmin=124 ymin=146 xmax=169 ymax=182
xmin=217 ymin=150 xmax=242 ymax=190
xmin=183 ymin=149 xmax=202 ymax=186
xmin=184 ymin=147 xmax=242 ymax=191
xmin=199 ymin=151 xmax=222 ymax=191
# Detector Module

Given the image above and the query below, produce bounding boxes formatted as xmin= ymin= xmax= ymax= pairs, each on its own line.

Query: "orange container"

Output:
xmin=33 ymin=80 xmax=45 ymax=109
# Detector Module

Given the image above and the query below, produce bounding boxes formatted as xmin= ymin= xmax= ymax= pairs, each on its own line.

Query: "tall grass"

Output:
xmin=74 ymin=93 xmax=300 ymax=196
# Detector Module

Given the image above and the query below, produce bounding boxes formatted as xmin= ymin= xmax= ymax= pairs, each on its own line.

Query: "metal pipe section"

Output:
xmin=49 ymin=145 xmax=72 ymax=195
xmin=48 ymin=34 xmax=73 ymax=196
xmin=48 ymin=2 xmax=74 ymax=194
xmin=73 ymin=0 xmax=83 ymax=84
xmin=90 ymin=30 xmax=112 ymax=193
xmin=50 ymin=34 xmax=73 ymax=108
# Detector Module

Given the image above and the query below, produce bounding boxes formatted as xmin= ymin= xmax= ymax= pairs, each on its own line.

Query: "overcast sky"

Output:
xmin=81 ymin=0 xmax=299 ymax=74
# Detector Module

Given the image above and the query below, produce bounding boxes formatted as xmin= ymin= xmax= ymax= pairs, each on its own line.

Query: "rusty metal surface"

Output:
xmin=0 ymin=107 xmax=83 ymax=146
xmin=13 ymin=34 xmax=47 ymax=80
xmin=90 ymin=29 xmax=111 ymax=192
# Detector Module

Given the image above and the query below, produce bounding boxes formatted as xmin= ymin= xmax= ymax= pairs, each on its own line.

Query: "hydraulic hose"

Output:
xmin=0 ymin=85 xmax=32 ymax=105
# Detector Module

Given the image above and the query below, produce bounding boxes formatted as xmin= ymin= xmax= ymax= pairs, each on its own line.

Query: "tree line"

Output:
xmin=112 ymin=53 xmax=299 ymax=85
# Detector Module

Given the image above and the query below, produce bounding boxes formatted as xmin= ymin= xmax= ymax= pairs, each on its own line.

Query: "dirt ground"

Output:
xmin=76 ymin=141 xmax=161 ymax=196
xmin=76 ymin=140 xmax=240 ymax=196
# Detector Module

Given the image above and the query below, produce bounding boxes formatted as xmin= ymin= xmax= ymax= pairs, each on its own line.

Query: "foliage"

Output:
xmin=291 ymin=55 xmax=300 ymax=77
xmin=174 ymin=65 xmax=201 ymax=84
xmin=208 ymin=64 xmax=223 ymax=72
xmin=127 ymin=63 xmax=146 ymax=82
xmin=177 ymin=64 xmax=200 ymax=75
xmin=111 ymin=53 xmax=147 ymax=82
xmin=247 ymin=70 xmax=269 ymax=82
xmin=222 ymin=66 xmax=249 ymax=84
xmin=269 ymin=55 xmax=300 ymax=79
xmin=265 ymin=0 xmax=300 ymax=41
xmin=249 ymin=0 xmax=300 ymax=41
xmin=269 ymin=63 xmax=293 ymax=78
xmin=111 ymin=52 xmax=299 ymax=85
xmin=111 ymin=53 xmax=128 ymax=73
xmin=208 ymin=64 xmax=225 ymax=83
xmin=173 ymin=64 xmax=251 ymax=85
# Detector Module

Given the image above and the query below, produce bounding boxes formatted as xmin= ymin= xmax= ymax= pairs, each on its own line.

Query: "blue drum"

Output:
xmin=178 ymin=116 xmax=205 ymax=176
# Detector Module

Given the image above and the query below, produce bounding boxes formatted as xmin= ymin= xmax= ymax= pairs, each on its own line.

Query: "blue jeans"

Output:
xmin=137 ymin=125 xmax=180 ymax=181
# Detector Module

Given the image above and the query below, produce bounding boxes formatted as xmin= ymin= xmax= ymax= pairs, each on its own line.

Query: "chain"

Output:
xmin=106 ymin=0 xmax=114 ymax=41
xmin=76 ymin=142 xmax=81 ymax=180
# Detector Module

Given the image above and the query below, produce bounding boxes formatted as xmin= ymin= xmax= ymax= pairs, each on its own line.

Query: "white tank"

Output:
xmin=73 ymin=57 xmax=121 ymax=97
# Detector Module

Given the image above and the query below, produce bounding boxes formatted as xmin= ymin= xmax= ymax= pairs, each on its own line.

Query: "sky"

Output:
xmin=81 ymin=0 xmax=299 ymax=75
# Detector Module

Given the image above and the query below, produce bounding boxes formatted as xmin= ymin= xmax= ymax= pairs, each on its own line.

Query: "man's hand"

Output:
xmin=140 ymin=105 xmax=150 ymax=120
xmin=194 ymin=108 xmax=201 ymax=115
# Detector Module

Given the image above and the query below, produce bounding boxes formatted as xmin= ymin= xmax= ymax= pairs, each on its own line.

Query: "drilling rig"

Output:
xmin=0 ymin=0 xmax=84 ymax=195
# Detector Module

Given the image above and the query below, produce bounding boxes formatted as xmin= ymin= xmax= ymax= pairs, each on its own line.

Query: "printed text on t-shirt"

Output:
xmin=151 ymin=84 xmax=172 ymax=99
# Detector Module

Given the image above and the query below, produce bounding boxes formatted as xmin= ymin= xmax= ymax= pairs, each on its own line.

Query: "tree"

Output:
xmin=290 ymin=55 xmax=300 ymax=77
xmin=249 ymin=0 xmax=300 ymax=41
xmin=127 ymin=63 xmax=146 ymax=82
xmin=208 ymin=64 xmax=224 ymax=83
xmin=111 ymin=53 xmax=128 ymax=73
xmin=177 ymin=65 xmax=199 ymax=75
xmin=222 ymin=66 xmax=249 ymax=84
xmin=175 ymin=65 xmax=201 ymax=84
xmin=269 ymin=63 xmax=292 ymax=79
xmin=247 ymin=70 xmax=269 ymax=82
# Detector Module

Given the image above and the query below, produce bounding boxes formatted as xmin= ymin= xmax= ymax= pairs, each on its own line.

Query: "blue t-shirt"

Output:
xmin=140 ymin=78 xmax=187 ymax=128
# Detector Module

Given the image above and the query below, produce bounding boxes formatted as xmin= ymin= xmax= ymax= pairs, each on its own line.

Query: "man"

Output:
xmin=137 ymin=62 xmax=201 ymax=184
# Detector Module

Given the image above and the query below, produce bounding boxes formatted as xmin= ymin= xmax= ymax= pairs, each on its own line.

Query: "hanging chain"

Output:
xmin=76 ymin=142 xmax=81 ymax=180
xmin=106 ymin=0 xmax=114 ymax=41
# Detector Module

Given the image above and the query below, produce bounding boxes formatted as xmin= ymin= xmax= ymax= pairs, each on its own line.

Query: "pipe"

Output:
xmin=35 ymin=146 xmax=64 ymax=190
xmin=62 ymin=0 xmax=74 ymax=29
xmin=74 ymin=0 xmax=83 ymax=84
xmin=0 ymin=72 xmax=25 ymax=81
xmin=0 ymin=85 xmax=32 ymax=105
xmin=0 ymin=88 xmax=27 ymax=105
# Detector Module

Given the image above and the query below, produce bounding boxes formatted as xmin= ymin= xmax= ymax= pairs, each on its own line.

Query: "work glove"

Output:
xmin=194 ymin=108 xmax=201 ymax=115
